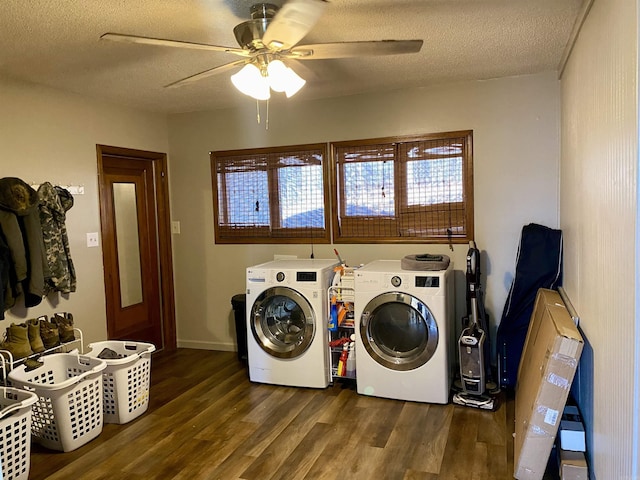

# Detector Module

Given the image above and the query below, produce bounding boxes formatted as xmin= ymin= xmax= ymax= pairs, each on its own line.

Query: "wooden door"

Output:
xmin=97 ymin=146 xmax=176 ymax=351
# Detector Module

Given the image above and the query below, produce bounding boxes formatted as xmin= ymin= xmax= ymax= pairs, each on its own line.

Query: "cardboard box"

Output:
xmin=559 ymin=449 xmax=588 ymax=480
xmin=560 ymin=405 xmax=586 ymax=451
xmin=514 ymin=289 xmax=584 ymax=480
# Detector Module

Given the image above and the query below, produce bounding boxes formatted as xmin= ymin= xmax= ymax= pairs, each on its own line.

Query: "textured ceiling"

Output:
xmin=0 ymin=0 xmax=583 ymax=114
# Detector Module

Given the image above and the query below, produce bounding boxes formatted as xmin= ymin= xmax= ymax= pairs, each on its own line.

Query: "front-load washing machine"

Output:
xmin=246 ymin=259 xmax=338 ymax=388
xmin=355 ymin=259 xmax=454 ymax=403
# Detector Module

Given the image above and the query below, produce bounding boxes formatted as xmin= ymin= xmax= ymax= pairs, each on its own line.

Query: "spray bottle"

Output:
xmin=337 ymin=343 xmax=349 ymax=377
xmin=346 ymin=335 xmax=356 ymax=377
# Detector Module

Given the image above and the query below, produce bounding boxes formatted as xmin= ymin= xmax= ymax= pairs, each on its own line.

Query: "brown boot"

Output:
xmin=53 ymin=312 xmax=75 ymax=343
xmin=39 ymin=316 xmax=60 ymax=349
xmin=26 ymin=318 xmax=45 ymax=353
xmin=0 ymin=323 xmax=34 ymax=360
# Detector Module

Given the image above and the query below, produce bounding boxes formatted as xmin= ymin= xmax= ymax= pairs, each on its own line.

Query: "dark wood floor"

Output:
xmin=29 ymin=349 xmax=517 ymax=480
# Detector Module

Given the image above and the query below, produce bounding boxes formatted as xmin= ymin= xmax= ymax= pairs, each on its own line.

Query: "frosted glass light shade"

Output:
xmin=267 ymin=60 xmax=306 ymax=97
xmin=231 ymin=60 xmax=306 ymax=100
xmin=266 ymin=60 xmax=289 ymax=92
xmin=283 ymin=67 xmax=306 ymax=98
xmin=231 ymin=63 xmax=270 ymax=100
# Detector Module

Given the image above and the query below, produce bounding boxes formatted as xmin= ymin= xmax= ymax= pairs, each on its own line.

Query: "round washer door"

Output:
xmin=250 ymin=286 xmax=315 ymax=359
xmin=360 ymin=292 xmax=439 ymax=371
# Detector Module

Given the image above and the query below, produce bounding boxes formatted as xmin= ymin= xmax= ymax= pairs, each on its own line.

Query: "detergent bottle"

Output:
xmin=328 ymin=295 xmax=338 ymax=332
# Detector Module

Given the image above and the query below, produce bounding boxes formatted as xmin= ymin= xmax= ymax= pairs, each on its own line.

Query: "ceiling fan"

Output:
xmin=100 ymin=0 xmax=423 ymax=99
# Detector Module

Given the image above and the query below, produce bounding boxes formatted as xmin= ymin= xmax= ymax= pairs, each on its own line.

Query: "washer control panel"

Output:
xmin=273 ymin=270 xmax=319 ymax=283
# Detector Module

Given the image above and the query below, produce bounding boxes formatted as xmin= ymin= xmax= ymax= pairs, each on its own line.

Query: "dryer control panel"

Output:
xmin=415 ymin=276 xmax=440 ymax=288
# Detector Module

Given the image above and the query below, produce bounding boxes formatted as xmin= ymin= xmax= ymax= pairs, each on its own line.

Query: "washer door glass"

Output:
xmin=250 ymin=286 xmax=315 ymax=359
xmin=360 ymin=292 xmax=439 ymax=371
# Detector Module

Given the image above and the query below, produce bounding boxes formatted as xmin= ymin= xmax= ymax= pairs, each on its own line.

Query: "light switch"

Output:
xmin=86 ymin=232 xmax=100 ymax=247
xmin=171 ymin=221 xmax=181 ymax=234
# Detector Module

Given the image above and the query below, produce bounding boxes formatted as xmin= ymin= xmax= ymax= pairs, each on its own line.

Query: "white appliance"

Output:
xmin=246 ymin=259 xmax=338 ymax=388
xmin=355 ymin=259 xmax=454 ymax=403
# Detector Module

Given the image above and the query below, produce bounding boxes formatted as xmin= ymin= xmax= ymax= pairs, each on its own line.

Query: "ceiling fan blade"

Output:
xmin=287 ymin=40 xmax=423 ymax=60
xmin=100 ymin=33 xmax=251 ymax=57
xmin=262 ymin=0 xmax=328 ymax=51
xmin=164 ymin=59 xmax=248 ymax=88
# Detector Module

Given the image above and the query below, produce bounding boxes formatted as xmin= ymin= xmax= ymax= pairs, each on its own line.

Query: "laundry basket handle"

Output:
xmin=87 ymin=341 xmax=156 ymax=365
xmin=23 ymin=355 xmax=106 ymax=391
xmin=0 ymin=390 xmax=38 ymax=420
xmin=64 ymin=355 xmax=107 ymax=387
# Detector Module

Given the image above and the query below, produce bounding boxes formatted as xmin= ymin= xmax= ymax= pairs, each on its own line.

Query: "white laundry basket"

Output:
xmin=0 ymin=387 xmax=38 ymax=480
xmin=7 ymin=353 xmax=106 ymax=452
xmin=85 ymin=340 xmax=155 ymax=424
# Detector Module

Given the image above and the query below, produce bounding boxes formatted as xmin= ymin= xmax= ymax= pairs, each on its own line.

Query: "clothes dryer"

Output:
xmin=355 ymin=260 xmax=454 ymax=403
xmin=246 ymin=259 xmax=338 ymax=388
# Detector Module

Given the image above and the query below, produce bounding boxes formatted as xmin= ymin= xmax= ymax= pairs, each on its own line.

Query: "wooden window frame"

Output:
xmin=211 ymin=143 xmax=331 ymax=244
xmin=331 ymin=130 xmax=474 ymax=244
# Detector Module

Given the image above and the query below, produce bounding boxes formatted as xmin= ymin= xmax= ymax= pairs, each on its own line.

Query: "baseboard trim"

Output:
xmin=177 ymin=340 xmax=236 ymax=352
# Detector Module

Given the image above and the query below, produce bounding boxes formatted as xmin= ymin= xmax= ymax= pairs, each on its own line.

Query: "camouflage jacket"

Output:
xmin=38 ymin=182 xmax=76 ymax=294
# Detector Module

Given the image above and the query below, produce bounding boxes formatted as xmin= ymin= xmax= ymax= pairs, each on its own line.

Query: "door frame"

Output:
xmin=96 ymin=144 xmax=177 ymax=352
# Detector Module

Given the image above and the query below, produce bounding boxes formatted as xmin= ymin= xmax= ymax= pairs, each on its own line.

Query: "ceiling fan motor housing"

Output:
xmin=250 ymin=3 xmax=278 ymax=19
xmin=234 ymin=3 xmax=279 ymax=50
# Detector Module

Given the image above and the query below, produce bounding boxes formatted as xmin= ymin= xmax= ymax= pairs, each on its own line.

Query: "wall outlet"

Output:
xmin=171 ymin=221 xmax=181 ymax=234
xmin=86 ymin=232 xmax=100 ymax=247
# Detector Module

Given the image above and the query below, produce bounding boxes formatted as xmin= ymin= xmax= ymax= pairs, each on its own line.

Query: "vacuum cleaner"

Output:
xmin=452 ymin=241 xmax=499 ymax=410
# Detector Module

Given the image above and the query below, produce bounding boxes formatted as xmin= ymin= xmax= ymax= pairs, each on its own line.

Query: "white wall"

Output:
xmin=167 ymin=72 xmax=560 ymax=352
xmin=560 ymin=0 xmax=638 ymax=477
xmin=0 ymin=76 xmax=169 ymax=346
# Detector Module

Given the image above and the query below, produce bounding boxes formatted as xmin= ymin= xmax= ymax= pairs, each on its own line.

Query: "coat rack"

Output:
xmin=30 ymin=184 xmax=85 ymax=195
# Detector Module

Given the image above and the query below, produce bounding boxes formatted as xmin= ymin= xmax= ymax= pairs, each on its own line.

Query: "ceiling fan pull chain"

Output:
xmin=266 ymin=98 xmax=270 ymax=130
xmin=256 ymin=99 xmax=261 ymax=124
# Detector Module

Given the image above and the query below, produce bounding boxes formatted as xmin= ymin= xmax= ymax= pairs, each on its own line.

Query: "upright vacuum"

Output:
xmin=452 ymin=241 xmax=498 ymax=410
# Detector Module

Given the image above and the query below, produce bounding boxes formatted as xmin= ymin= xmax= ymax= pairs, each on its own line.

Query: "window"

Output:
xmin=331 ymin=131 xmax=473 ymax=243
xmin=211 ymin=144 xmax=330 ymax=244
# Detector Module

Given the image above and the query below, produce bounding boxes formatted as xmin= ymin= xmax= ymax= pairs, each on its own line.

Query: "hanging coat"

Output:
xmin=0 ymin=177 xmax=50 ymax=307
xmin=0 ymin=234 xmax=13 ymax=318
xmin=38 ymin=182 xmax=77 ymax=293
xmin=0 ymin=209 xmax=27 ymax=285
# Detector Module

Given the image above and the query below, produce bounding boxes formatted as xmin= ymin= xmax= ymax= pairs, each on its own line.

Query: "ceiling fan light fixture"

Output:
xmin=266 ymin=59 xmax=290 ymax=92
xmin=231 ymin=63 xmax=270 ymax=100
xmin=282 ymin=67 xmax=306 ymax=98
xmin=266 ymin=59 xmax=306 ymax=97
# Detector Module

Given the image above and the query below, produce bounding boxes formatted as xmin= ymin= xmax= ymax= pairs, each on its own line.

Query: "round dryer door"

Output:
xmin=360 ymin=292 xmax=438 ymax=371
xmin=250 ymin=286 xmax=315 ymax=359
